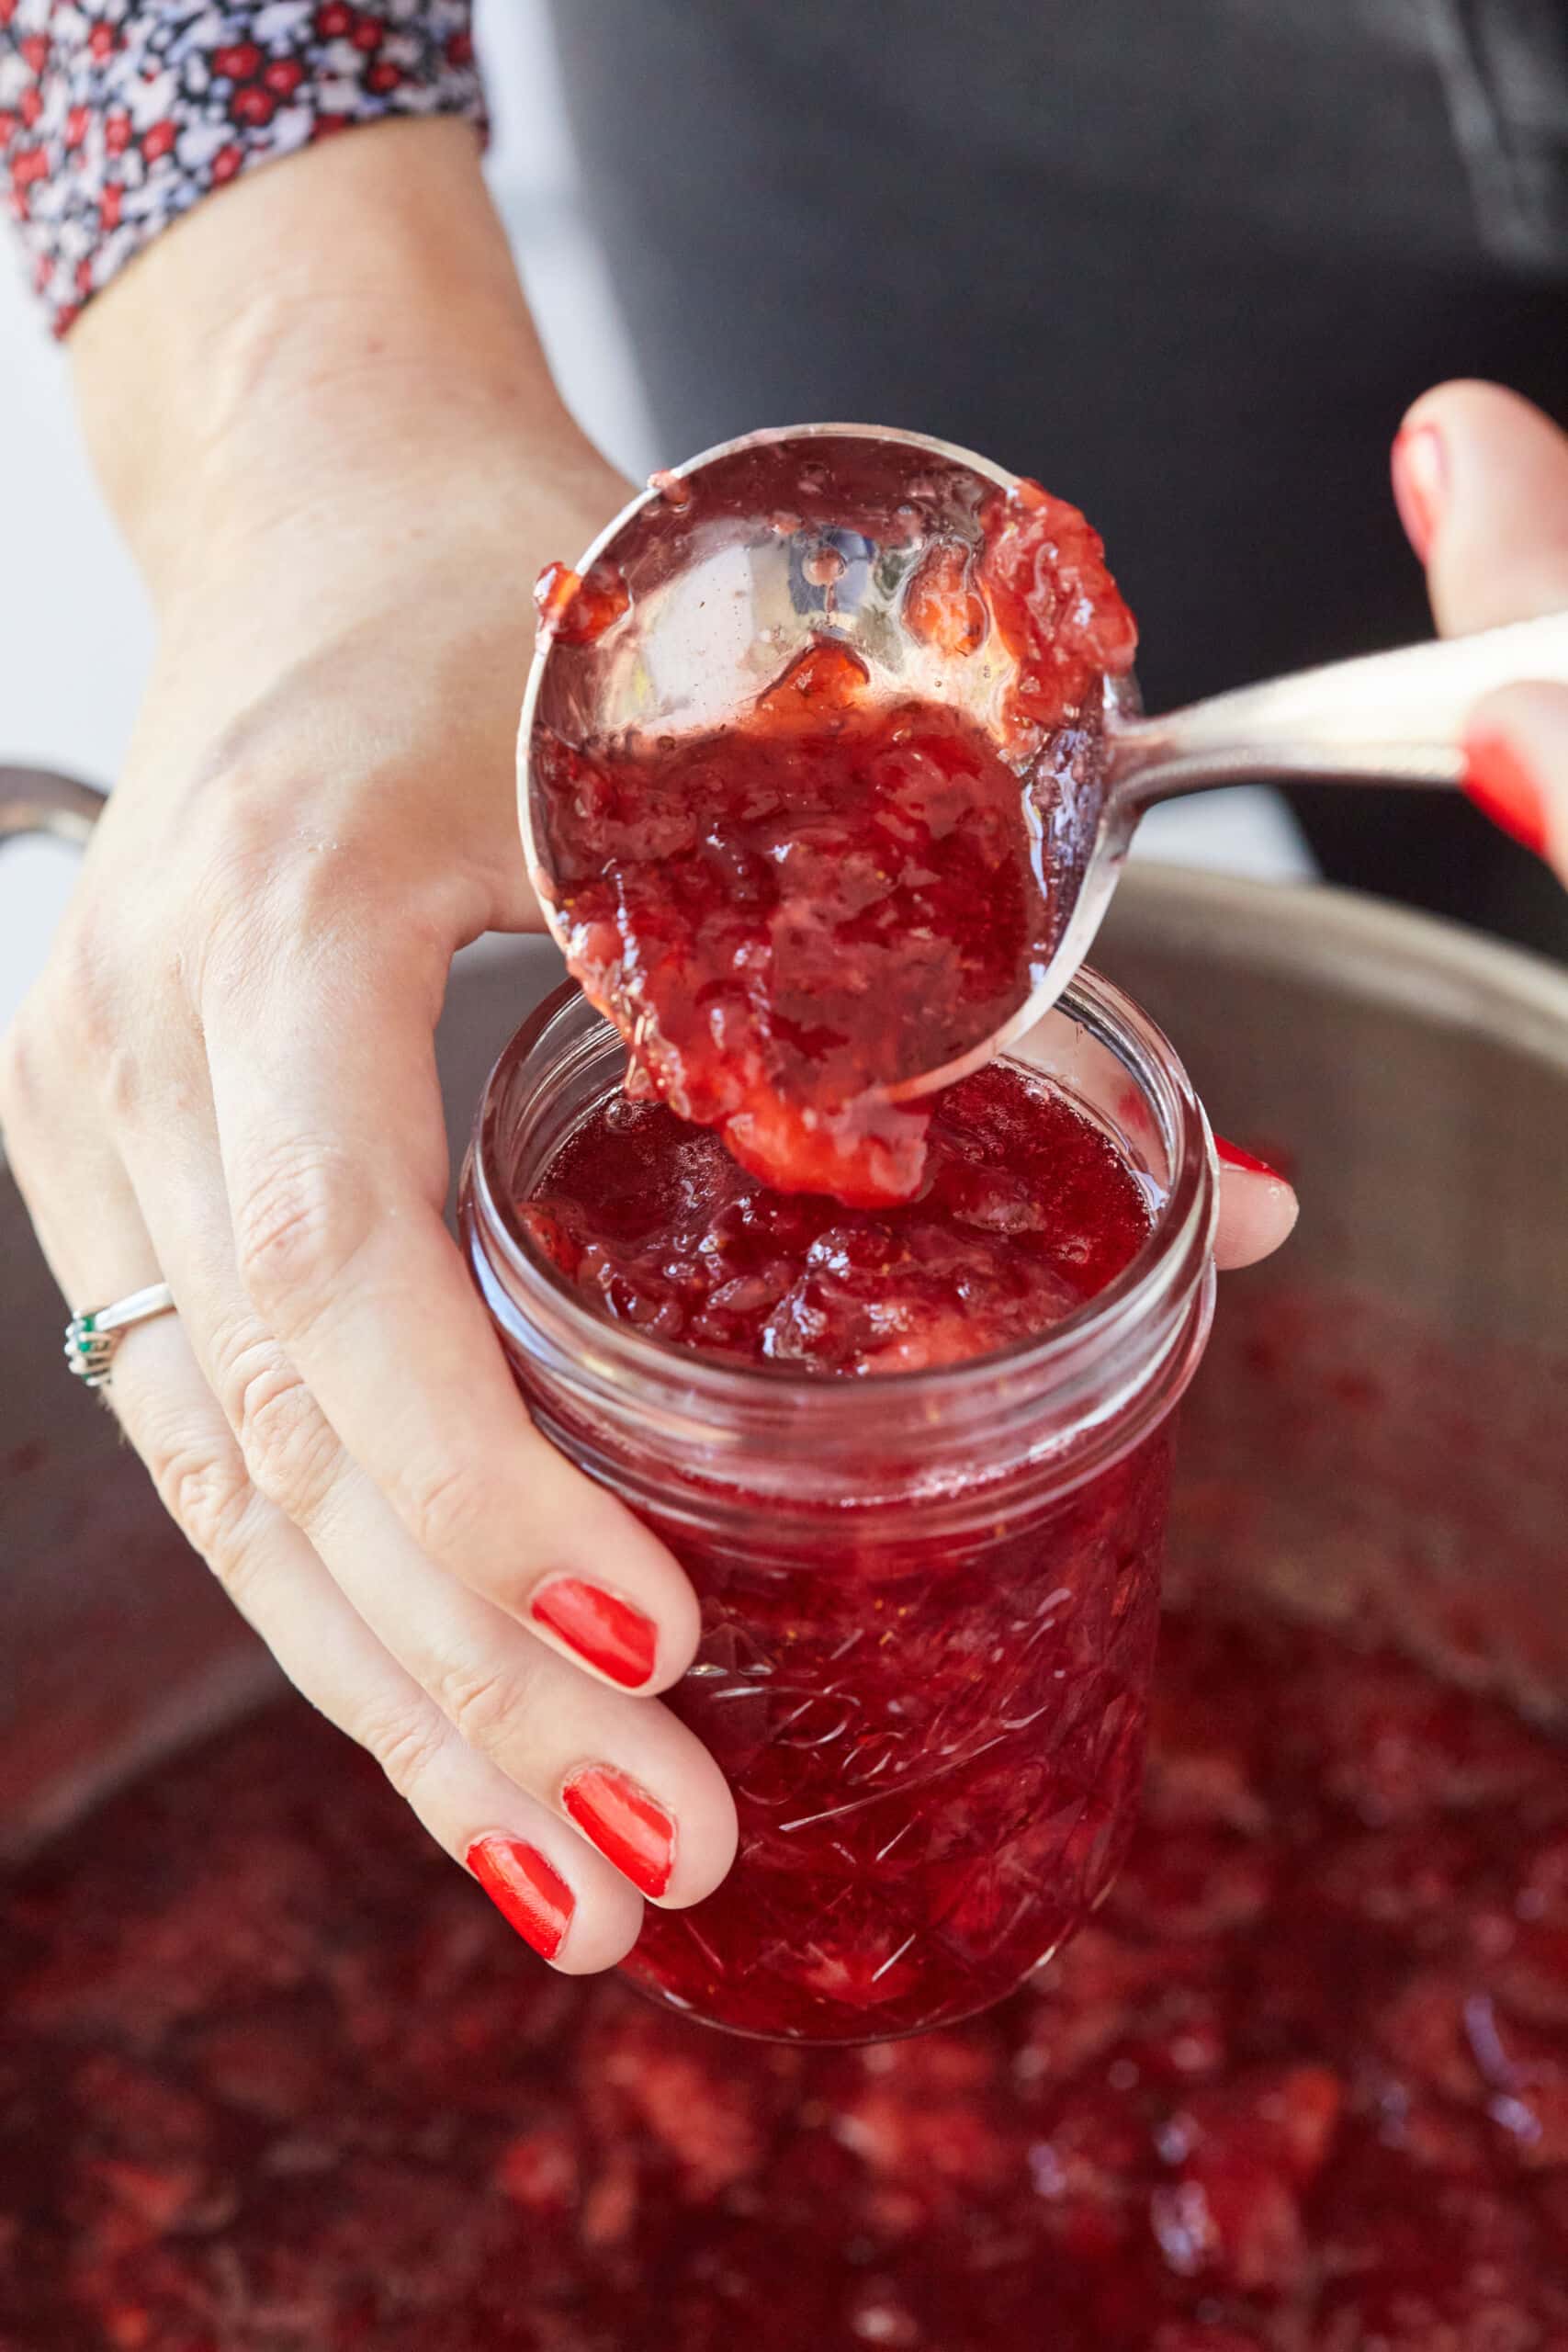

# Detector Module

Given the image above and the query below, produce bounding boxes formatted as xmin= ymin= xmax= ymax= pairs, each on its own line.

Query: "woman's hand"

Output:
xmin=0 ymin=119 xmax=1297 ymax=1977
xmin=1393 ymin=380 xmax=1568 ymax=881
xmin=1 ymin=123 xmax=743 ymax=1972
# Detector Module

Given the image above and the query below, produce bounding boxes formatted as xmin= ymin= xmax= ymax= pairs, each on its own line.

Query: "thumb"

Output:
xmin=1392 ymin=380 xmax=1568 ymax=637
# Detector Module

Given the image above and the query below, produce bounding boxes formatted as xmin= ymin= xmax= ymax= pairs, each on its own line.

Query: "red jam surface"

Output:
xmin=7 ymin=1603 xmax=1567 ymax=2348
xmin=532 ymin=558 xmax=631 ymax=645
xmin=976 ymin=477 xmax=1139 ymax=747
xmin=530 ymin=481 xmax=1134 ymax=1204
xmin=513 ymin=1057 xmax=1162 ymax=2041
xmin=521 ymin=1058 xmax=1151 ymax=1374
xmin=622 ymin=1428 xmax=1167 ymax=2042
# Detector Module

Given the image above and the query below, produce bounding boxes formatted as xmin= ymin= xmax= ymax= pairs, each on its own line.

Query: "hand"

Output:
xmin=0 ymin=125 xmax=1296 ymax=1980
xmin=1393 ymin=380 xmax=1568 ymax=883
xmin=1 ymin=125 xmax=739 ymax=1973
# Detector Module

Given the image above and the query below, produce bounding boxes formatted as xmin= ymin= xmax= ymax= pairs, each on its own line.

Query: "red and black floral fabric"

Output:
xmin=0 ymin=1 xmax=483 ymax=335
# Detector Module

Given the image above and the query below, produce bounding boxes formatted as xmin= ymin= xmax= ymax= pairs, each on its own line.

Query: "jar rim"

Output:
xmin=467 ymin=966 xmax=1216 ymax=1432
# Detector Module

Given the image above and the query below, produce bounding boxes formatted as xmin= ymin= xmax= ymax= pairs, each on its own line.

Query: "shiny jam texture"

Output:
xmin=622 ymin=1428 xmax=1167 ymax=2042
xmin=7 ymin=1605 xmax=1567 ymax=2349
xmin=530 ymin=481 xmax=1135 ymax=1204
xmin=515 ymin=1057 xmax=1160 ymax=2041
xmin=521 ymin=1058 xmax=1151 ymax=1374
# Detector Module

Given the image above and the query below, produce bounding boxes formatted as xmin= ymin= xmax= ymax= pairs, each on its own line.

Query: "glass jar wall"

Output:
xmin=462 ymin=970 xmax=1216 ymax=2043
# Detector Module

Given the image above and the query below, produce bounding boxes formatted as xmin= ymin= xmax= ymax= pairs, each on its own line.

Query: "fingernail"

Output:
xmin=467 ymin=1834 xmax=575 ymax=1961
xmin=562 ymin=1764 xmax=675 ymax=1898
xmin=530 ymin=1577 xmax=658 ymax=1690
xmin=1462 ymin=733 xmax=1550 ymax=857
xmin=1392 ymin=423 xmax=1445 ymax=564
xmin=1215 ymin=1136 xmax=1284 ymax=1180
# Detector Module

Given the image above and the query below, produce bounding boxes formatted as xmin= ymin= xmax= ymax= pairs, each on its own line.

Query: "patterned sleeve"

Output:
xmin=0 ymin=1 xmax=485 ymax=336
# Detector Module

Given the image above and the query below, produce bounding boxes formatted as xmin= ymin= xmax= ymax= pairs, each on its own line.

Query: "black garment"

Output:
xmin=546 ymin=0 xmax=1568 ymax=957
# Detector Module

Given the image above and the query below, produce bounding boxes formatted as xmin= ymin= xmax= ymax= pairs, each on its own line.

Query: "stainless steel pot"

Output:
xmin=3 ymin=775 xmax=1567 ymax=1862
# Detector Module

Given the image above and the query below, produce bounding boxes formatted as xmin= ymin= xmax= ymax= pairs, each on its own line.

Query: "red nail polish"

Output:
xmin=562 ymin=1764 xmax=675 ymax=1898
xmin=1214 ymin=1136 xmax=1284 ymax=1180
xmin=1462 ymin=734 xmax=1550 ymax=858
xmin=531 ymin=1577 xmax=658 ymax=1689
xmin=467 ymin=1834 xmax=575 ymax=1961
xmin=1391 ymin=424 xmax=1445 ymax=565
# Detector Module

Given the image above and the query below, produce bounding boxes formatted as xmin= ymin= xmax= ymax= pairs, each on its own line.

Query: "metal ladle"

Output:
xmin=520 ymin=422 xmax=1568 ymax=1102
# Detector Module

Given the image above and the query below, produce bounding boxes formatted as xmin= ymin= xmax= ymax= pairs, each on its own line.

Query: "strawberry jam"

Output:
xmin=620 ymin=1404 xmax=1168 ymax=2044
xmin=529 ymin=476 xmax=1135 ymax=1204
xmin=514 ymin=456 xmax=1156 ymax=2040
xmin=7 ymin=1600 xmax=1566 ymax=2347
xmin=464 ymin=975 xmax=1213 ymax=2045
xmin=519 ymin=1059 xmax=1151 ymax=1374
xmin=519 ymin=1058 xmax=1162 ymax=2039
xmin=463 ymin=964 xmax=1213 ymax=2051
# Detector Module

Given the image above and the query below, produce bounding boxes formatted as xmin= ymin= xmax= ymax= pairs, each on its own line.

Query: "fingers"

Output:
xmin=106 ymin=1056 xmax=737 ymax=1910
xmin=125 ymin=1331 xmax=647 ymax=1974
xmin=1390 ymin=380 xmax=1568 ymax=879
xmin=196 ymin=940 xmax=701 ymax=1682
xmin=1212 ymin=1136 xmax=1299 ymax=1272
xmin=1393 ymin=380 xmax=1568 ymax=636
xmin=51 ymin=1249 xmax=647 ymax=1969
xmin=8 ymin=956 xmax=724 ymax=1955
xmin=0 ymin=974 xmax=163 ymax=1315
xmin=299 ymin=1456 xmax=738 ymax=1907
xmin=1461 ymin=682 xmax=1568 ymax=883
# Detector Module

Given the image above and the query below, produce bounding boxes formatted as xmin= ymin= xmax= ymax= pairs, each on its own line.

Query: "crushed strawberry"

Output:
xmin=5 ymin=1604 xmax=1567 ymax=2346
xmin=532 ymin=467 xmax=1133 ymax=1208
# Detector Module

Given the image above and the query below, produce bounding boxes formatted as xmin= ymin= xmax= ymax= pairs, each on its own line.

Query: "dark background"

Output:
xmin=546 ymin=0 xmax=1568 ymax=959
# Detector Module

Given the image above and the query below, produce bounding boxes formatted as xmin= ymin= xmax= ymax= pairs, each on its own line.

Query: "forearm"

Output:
xmin=71 ymin=119 xmax=619 ymax=625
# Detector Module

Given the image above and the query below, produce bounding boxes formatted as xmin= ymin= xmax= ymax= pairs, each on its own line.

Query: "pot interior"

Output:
xmin=3 ymin=876 xmax=1566 ymax=1857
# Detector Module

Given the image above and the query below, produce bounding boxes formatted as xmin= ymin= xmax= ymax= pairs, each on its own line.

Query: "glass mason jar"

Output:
xmin=461 ymin=968 xmax=1216 ymax=2046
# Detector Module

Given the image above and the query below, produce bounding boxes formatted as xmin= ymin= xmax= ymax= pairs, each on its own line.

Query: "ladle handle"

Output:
xmin=1109 ymin=608 xmax=1568 ymax=802
xmin=0 ymin=766 xmax=107 ymax=847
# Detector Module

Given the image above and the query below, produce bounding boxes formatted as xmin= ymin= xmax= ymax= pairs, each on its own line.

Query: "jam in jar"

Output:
xmin=463 ymin=967 xmax=1215 ymax=2043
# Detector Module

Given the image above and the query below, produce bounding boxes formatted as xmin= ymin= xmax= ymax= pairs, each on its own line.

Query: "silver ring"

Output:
xmin=63 ymin=1281 xmax=177 ymax=1388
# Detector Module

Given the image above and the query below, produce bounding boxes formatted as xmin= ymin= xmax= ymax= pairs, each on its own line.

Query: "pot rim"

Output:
xmin=1104 ymin=863 xmax=1568 ymax=1067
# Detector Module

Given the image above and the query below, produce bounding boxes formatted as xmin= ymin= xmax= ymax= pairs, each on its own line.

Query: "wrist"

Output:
xmin=70 ymin=119 xmax=614 ymax=610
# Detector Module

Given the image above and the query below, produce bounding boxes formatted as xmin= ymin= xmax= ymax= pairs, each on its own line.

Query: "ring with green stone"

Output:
xmin=63 ymin=1282 xmax=176 ymax=1389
